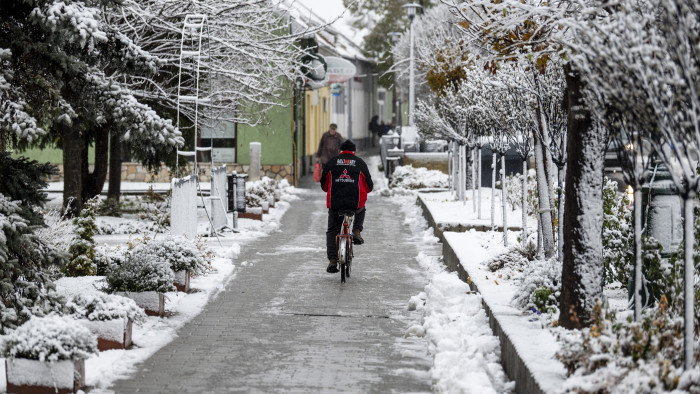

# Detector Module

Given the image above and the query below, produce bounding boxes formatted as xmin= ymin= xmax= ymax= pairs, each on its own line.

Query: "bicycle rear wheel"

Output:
xmin=341 ymin=262 xmax=346 ymax=283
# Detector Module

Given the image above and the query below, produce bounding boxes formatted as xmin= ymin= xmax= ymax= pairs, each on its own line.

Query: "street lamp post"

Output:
xmin=388 ymin=31 xmax=402 ymax=127
xmin=402 ymin=3 xmax=422 ymax=126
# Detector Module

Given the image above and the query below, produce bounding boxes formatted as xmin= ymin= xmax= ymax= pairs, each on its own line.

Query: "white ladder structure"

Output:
xmin=176 ymin=14 xmax=212 ymax=176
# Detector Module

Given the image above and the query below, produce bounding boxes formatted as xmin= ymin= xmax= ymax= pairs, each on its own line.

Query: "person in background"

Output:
xmin=315 ymin=123 xmax=343 ymax=169
xmin=320 ymin=139 xmax=373 ymax=273
xmin=368 ymin=115 xmax=379 ymax=147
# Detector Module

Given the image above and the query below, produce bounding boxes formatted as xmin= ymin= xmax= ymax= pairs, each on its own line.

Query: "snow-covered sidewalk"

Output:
xmin=416 ymin=190 xmax=568 ymax=393
xmin=0 ymin=184 xmax=303 ymax=393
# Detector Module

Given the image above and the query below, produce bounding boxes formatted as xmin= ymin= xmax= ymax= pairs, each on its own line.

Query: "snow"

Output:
xmin=0 ymin=181 xmax=298 ymax=393
xmin=419 ymin=190 xmax=537 ymax=230
xmin=5 ymin=358 xmax=76 ymax=388
xmin=393 ymin=190 xmax=515 ymax=392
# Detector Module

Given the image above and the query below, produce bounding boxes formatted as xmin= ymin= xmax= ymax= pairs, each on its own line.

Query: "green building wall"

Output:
xmin=236 ymin=99 xmax=293 ymax=166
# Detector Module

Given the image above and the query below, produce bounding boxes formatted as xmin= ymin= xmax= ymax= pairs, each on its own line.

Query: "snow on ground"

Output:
xmin=392 ymin=188 xmax=515 ymax=393
xmin=0 ymin=183 xmax=300 ymax=393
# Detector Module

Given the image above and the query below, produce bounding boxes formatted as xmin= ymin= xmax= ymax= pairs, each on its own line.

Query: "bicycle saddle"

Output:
xmin=337 ymin=210 xmax=355 ymax=217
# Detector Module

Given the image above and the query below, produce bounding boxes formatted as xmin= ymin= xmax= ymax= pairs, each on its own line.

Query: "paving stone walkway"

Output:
xmin=111 ymin=174 xmax=435 ymax=393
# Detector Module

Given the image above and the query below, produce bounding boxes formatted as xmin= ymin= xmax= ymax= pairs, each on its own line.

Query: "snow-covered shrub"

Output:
xmin=389 ymin=165 xmax=448 ymax=189
xmin=130 ymin=236 xmax=209 ymax=275
xmin=105 ymin=252 xmax=174 ymax=293
xmin=137 ymin=200 xmax=170 ymax=233
xmin=602 ymin=178 xmax=633 ymax=286
xmin=556 ymin=299 xmax=700 ymax=393
xmin=504 ymin=169 xmax=539 ymax=216
xmin=245 ymin=177 xmax=278 ymax=208
xmin=2 ymin=315 xmax=97 ymax=361
xmin=64 ymin=196 xmax=99 ymax=276
xmin=65 ymin=293 xmax=146 ymax=323
xmin=511 ymin=257 xmax=561 ymax=314
xmin=35 ymin=207 xmax=75 ymax=253
xmin=485 ymin=243 xmax=534 ymax=272
xmin=94 ymin=244 xmax=122 ymax=276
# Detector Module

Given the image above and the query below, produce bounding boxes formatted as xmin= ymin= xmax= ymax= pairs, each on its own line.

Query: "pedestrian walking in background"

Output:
xmin=369 ymin=115 xmax=379 ymax=147
xmin=315 ymin=123 xmax=343 ymax=169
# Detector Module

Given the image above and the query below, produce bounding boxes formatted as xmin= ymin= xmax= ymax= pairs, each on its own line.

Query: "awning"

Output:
xmin=325 ymin=56 xmax=356 ymax=84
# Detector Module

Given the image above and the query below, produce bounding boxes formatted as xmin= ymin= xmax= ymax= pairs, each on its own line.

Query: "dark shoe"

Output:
xmin=326 ymin=258 xmax=339 ymax=273
xmin=352 ymin=229 xmax=364 ymax=245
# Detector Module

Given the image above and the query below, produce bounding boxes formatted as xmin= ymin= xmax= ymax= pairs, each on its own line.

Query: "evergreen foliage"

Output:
xmin=0 ymin=153 xmax=66 ymax=334
xmin=602 ymin=178 xmax=633 ymax=285
xmin=105 ymin=252 xmax=174 ymax=293
xmin=64 ymin=196 xmax=99 ymax=276
xmin=130 ymin=237 xmax=209 ymax=276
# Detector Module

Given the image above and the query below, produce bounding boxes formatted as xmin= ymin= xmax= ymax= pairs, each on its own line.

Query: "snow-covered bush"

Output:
xmin=2 ymin=315 xmax=97 ymax=361
xmin=64 ymin=196 xmax=99 ymax=276
xmin=65 ymin=293 xmax=145 ymax=323
xmin=602 ymin=178 xmax=632 ymax=286
xmin=130 ymin=236 xmax=209 ymax=275
xmin=35 ymin=207 xmax=75 ymax=253
xmin=504 ymin=169 xmax=539 ymax=215
xmin=511 ymin=257 xmax=561 ymax=314
xmin=105 ymin=252 xmax=174 ymax=293
xmin=556 ymin=300 xmax=700 ymax=393
xmin=485 ymin=243 xmax=534 ymax=272
xmin=246 ymin=177 xmax=277 ymax=208
xmin=389 ymin=165 xmax=448 ymax=189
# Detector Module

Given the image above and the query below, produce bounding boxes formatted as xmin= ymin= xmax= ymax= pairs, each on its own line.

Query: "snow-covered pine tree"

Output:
xmin=0 ymin=0 xmax=183 ymax=215
xmin=0 ymin=153 xmax=67 ymax=334
xmin=65 ymin=197 xmax=99 ymax=276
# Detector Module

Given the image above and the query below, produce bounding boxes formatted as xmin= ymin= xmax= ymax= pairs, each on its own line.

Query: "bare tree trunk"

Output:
xmin=491 ymin=151 xmax=497 ymax=231
xmin=682 ymin=195 xmax=696 ymax=370
xmin=502 ymin=155 xmax=508 ymax=246
xmin=633 ymin=188 xmax=643 ymax=321
xmin=533 ymin=130 xmax=555 ymax=257
xmin=473 ymin=147 xmax=477 ymax=213
xmin=522 ymin=159 xmax=528 ymax=246
xmin=62 ymin=124 xmax=83 ymax=216
xmin=559 ymin=64 xmax=606 ymax=329
xmin=107 ymin=130 xmax=122 ymax=202
xmin=478 ymin=145 xmax=483 ymax=219
xmin=84 ymin=125 xmax=109 ymax=200
xmin=558 ymin=165 xmax=566 ymax=262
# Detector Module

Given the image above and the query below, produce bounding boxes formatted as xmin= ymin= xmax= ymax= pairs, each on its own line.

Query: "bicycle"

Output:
xmin=335 ymin=211 xmax=355 ymax=283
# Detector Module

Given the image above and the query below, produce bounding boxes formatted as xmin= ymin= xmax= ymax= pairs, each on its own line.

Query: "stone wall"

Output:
xmin=47 ymin=162 xmax=294 ymax=184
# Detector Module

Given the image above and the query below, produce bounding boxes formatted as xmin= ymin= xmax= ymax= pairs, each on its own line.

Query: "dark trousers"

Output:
xmin=326 ymin=208 xmax=365 ymax=260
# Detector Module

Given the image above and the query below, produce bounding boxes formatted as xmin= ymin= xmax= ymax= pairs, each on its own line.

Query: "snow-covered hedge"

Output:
xmin=130 ymin=236 xmax=209 ymax=275
xmin=2 ymin=315 xmax=98 ymax=361
xmin=65 ymin=293 xmax=145 ymax=323
xmin=105 ymin=252 xmax=174 ymax=293
xmin=389 ymin=165 xmax=448 ymax=190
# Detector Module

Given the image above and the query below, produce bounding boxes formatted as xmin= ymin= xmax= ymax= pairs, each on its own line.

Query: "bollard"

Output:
xmin=249 ymin=142 xmax=261 ymax=181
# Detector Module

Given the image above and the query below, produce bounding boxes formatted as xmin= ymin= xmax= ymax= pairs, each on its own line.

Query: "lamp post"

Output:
xmin=402 ymin=3 xmax=422 ymax=126
xmin=388 ymin=31 xmax=402 ymax=127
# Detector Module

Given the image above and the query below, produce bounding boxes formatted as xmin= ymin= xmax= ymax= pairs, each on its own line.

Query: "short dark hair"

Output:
xmin=329 ymin=123 xmax=338 ymax=130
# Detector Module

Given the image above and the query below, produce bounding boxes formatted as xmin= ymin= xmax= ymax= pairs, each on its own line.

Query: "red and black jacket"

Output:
xmin=320 ymin=151 xmax=373 ymax=210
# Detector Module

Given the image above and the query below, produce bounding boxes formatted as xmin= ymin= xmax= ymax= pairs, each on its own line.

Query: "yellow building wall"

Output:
xmin=305 ymin=87 xmax=331 ymax=156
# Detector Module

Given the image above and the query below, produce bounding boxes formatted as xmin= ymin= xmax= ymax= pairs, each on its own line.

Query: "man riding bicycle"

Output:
xmin=320 ymin=139 xmax=373 ymax=273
